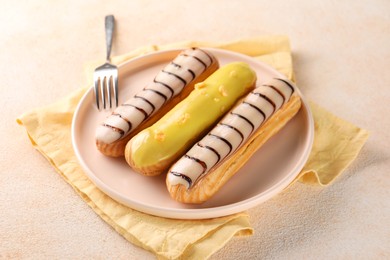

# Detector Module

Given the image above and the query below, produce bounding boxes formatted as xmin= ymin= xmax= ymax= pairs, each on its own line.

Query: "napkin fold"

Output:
xmin=17 ymin=35 xmax=368 ymax=260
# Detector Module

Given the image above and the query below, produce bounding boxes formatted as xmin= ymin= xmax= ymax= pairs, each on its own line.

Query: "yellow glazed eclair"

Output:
xmin=125 ymin=62 xmax=257 ymax=176
xmin=166 ymin=78 xmax=302 ymax=203
xmin=95 ymin=48 xmax=219 ymax=157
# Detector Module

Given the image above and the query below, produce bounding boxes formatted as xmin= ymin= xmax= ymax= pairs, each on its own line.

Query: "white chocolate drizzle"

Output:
xmin=96 ymin=48 xmax=213 ymax=144
xmin=167 ymin=78 xmax=296 ymax=189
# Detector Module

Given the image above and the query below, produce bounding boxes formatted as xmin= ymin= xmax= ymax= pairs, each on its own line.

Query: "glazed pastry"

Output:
xmin=95 ymin=48 xmax=219 ymax=157
xmin=125 ymin=62 xmax=257 ymax=176
xmin=166 ymin=78 xmax=302 ymax=203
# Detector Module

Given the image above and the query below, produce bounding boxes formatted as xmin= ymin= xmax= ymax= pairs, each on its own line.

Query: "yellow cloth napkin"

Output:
xmin=17 ymin=36 xmax=368 ymax=260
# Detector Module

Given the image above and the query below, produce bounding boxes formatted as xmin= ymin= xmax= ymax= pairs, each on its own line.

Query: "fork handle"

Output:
xmin=105 ymin=15 xmax=115 ymax=61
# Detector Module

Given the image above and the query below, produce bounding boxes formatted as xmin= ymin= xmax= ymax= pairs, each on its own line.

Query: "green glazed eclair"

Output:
xmin=125 ymin=62 xmax=257 ymax=176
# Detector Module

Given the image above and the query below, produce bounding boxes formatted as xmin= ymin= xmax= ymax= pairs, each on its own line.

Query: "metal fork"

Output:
xmin=93 ymin=15 xmax=118 ymax=110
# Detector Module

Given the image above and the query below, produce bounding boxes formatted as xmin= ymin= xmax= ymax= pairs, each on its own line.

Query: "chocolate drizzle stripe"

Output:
xmin=171 ymin=62 xmax=181 ymax=68
xmin=208 ymin=133 xmax=233 ymax=155
xmin=170 ymin=171 xmax=192 ymax=187
xmin=134 ymin=95 xmax=155 ymax=113
xmin=180 ymin=53 xmax=207 ymax=70
xmin=230 ymin=112 xmax=255 ymax=134
xmin=197 ymin=142 xmax=221 ymax=164
xmin=153 ymin=78 xmax=175 ymax=98
xmin=121 ymin=104 xmax=148 ymax=119
xmin=162 ymin=70 xmax=187 ymax=86
xmin=143 ymin=88 xmax=168 ymax=103
xmin=184 ymin=155 xmax=207 ymax=174
xmin=274 ymin=78 xmax=295 ymax=95
xmin=171 ymin=62 xmax=196 ymax=81
xmin=195 ymin=48 xmax=213 ymax=65
xmin=112 ymin=113 xmax=132 ymax=131
xmin=102 ymin=124 xmax=125 ymax=136
xmin=251 ymin=92 xmax=276 ymax=114
xmin=263 ymin=84 xmax=286 ymax=104
xmin=219 ymin=123 xmax=244 ymax=146
xmin=243 ymin=102 xmax=266 ymax=121
xmin=187 ymin=69 xmax=196 ymax=81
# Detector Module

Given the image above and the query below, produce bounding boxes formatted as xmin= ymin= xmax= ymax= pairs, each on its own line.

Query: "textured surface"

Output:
xmin=2 ymin=0 xmax=390 ymax=259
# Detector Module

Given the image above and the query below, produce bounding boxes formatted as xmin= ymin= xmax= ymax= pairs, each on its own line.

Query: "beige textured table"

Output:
xmin=2 ymin=1 xmax=389 ymax=259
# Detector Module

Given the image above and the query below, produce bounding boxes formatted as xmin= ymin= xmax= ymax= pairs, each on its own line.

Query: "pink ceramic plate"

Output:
xmin=71 ymin=48 xmax=314 ymax=219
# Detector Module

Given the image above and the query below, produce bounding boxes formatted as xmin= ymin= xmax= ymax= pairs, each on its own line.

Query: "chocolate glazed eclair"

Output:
xmin=95 ymin=48 xmax=219 ymax=157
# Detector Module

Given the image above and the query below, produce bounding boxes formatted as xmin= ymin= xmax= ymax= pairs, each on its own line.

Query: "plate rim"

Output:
xmin=71 ymin=47 xmax=314 ymax=219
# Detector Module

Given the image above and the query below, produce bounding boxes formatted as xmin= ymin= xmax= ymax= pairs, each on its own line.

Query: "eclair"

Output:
xmin=125 ymin=62 xmax=257 ymax=176
xmin=166 ymin=78 xmax=302 ymax=203
xmin=95 ymin=48 xmax=219 ymax=157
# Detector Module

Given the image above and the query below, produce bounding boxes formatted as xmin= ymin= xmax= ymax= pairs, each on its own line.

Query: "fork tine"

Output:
xmin=101 ymin=76 xmax=107 ymax=109
xmin=94 ymin=76 xmax=100 ymax=110
xmin=113 ymin=75 xmax=118 ymax=107
xmin=107 ymin=75 xmax=113 ymax=109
